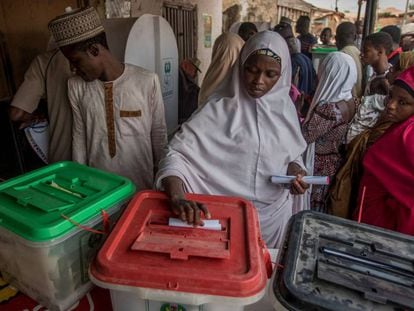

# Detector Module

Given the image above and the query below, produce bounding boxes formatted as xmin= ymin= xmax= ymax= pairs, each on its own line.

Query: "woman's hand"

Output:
xmin=162 ymin=176 xmax=211 ymax=226
xmin=290 ymin=173 xmax=309 ymax=195
xmin=171 ymin=194 xmax=211 ymax=225
xmin=287 ymin=162 xmax=309 ymax=195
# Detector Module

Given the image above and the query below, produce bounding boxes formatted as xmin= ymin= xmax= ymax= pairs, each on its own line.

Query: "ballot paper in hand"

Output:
xmin=168 ymin=218 xmax=222 ymax=231
xmin=270 ymin=175 xmax=330 ymax=185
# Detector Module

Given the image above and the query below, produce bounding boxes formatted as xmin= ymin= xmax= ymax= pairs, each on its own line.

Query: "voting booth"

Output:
xmin=125 ymin=14 xmax=179 ymax=134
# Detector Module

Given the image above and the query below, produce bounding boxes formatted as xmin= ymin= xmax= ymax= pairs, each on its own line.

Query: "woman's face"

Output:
xmin=243 ymin=54 xmax=281 ymax=98
xmin=386 ymin=85 xmax=414 ymax=123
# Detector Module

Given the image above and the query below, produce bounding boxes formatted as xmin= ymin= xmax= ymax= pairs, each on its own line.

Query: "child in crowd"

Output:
xmin=381 ymin=25 xmax=402 ymax=67
xmin=347 ymin=32 xmax=393 ymax=142
xmin=361 ymin=32 xmax=393 ymax=96
xmin=320 ymin=27 xmax=333 ymax=46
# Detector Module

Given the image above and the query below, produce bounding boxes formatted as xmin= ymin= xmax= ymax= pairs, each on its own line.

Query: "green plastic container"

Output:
xmin=0 ymin=161 xmax=135 ymax=311
xmin=311 ymin=46 xmax=338 ymax=72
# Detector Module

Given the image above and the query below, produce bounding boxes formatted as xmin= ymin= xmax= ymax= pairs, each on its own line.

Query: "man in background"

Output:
xmin=336 ymin=22 xmax=363 ymax=97
xmin=354 ymin=20 xmax=363 ymax=49
xmin=381 ymin=25 xmax=402 ymax=66
xmin=276 ymin=16 xmax=301 ymax=51
xmin=401 ymin=23 xmax=414 ymax=52
xmin=238 ymin=22 xmax=258 ymax=42
xmin=9 ymin=45 xmax=73 ymax=163
xmin=178 ymin=58 xmax=201 ymax=123
xmin=296 ymin=16 xmax=317 ymax=59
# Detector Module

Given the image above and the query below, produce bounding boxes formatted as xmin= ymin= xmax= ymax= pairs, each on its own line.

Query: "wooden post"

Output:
xmin=403 ymin=0 xmax=410 ymax=26
xmin=356 ymin=0 xmax=363 ymax=23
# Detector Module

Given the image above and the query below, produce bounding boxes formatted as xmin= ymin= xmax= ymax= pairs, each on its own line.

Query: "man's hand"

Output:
xmin=9 ymin=106 xmax=46 ymax=129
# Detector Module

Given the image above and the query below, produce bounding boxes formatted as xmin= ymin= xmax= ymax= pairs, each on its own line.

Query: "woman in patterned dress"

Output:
xmin=302 ymin=52 xmax=357 ymax=212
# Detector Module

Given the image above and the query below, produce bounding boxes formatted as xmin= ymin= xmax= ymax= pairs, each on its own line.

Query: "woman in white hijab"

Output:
xmin=302 ymin=52 xmax=357 ymax=213
xmin=198 ymin=32 xmax=244 ymax=106
xmin=156 ymin=31 xmax=308 ymax=248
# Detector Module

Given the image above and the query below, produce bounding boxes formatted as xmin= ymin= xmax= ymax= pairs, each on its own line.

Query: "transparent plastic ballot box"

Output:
xmin=0 ymin=161 xmax=135 ymax=311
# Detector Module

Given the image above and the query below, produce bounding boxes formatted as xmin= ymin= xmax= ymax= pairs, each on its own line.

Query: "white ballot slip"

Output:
xmin=270 ymin=175 xmax=330 ymax=185
xmin=168 ymin=218 xmax=222 ymax=231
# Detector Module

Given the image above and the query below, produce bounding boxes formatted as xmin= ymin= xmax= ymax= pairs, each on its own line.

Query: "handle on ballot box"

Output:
xmin=259 ymin=237 xmax=273 ymax=278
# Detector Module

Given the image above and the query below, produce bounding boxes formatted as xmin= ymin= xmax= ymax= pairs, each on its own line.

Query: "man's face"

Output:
xmin=61 ymin=45 xmax=103 ymax=82
xmin=240 ymin=29 xmax=257 ymax=42
xmin=360 ymin=42 xmax=381 ymax=66
xmin=386 ymin=85 xmax=414 ymax=123
xmin=242 ymin=54 xmax=281 ymax=98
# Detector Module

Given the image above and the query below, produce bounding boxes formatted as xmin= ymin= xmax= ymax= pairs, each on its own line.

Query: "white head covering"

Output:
xmin=303 ymin=51 xmax=357 ymax=177
xmin=402 ymin=23 xmax=414 ymax=36
xmin=156 ymin=31 xmax=307 ymax=247
xmin=210 ymin=30 xmax=293 ymax=106
xmin=305 ymin=52 xmax=357 ymax=123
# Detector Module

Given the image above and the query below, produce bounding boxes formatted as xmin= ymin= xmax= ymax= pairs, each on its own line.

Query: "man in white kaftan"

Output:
xmin=49 ymin=7 xmax=167 ymax=189
xmin=68 ymin=64 xmax=167 ymax=189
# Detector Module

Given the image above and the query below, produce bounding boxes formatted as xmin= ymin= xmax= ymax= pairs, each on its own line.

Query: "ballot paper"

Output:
xmin=270 ymin=175 xmax=330 ymax=185
xmin=168 ymin=218 xmax=222 ymax=231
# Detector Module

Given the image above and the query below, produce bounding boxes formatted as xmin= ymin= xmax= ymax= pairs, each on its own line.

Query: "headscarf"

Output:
xmin=303 ymin=52 xmax=357 ymax=177
xmin=156 ymin=32 xmax=307 ymax=247
xmin=305 ymin=52 xmax=357 ymax=124
xmin=198 ymin=32 xmax=244 ymax=106
xmin=357 ymin=67 xmax=414 ymax=233
xmin=399 ymin=51 xmax=414 ymax=72
xmin=394 ymin=64 xmax=414 ymax=98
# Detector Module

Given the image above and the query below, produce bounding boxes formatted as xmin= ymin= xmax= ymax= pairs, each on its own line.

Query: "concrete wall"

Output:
xmin=194 ymin=0 xmax=222 ymax=83
xmin=223 ymin=0 xmax=278 ymax=30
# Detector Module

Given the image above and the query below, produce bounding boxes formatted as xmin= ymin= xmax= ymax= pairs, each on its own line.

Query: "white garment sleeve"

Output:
xmin=150 ymin=74 xmax=168 ymax=170
xmin=291 ymin=154 xmax=307 ymax=174
xmin=11 ymin=55 xmax=46 ymax=113
xmin=67 ymin=78 xmax=87 ymax=164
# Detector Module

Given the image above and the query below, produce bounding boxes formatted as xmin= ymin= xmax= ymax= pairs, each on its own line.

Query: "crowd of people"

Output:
xmin=9 ymin=7 xmax=414 ymax=248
